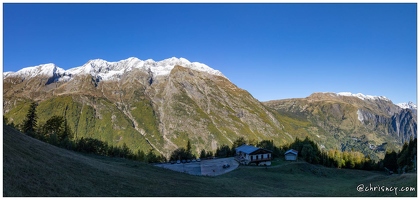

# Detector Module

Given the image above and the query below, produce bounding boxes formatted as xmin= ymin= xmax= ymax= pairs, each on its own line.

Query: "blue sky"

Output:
xmin=3 ymin=3 xmax=417 ymax=104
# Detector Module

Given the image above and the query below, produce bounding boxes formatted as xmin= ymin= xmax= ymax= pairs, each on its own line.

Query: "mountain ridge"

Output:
xmin=4 ymin=57 xmax=226 ymax=82
xmin=3 ymin=57 xmax=417 ymax=160
xmin=264 ymin=92 xmax=417 ymax=160
xmin=4 ymin=57 xmax=288 ymax=157
xmin=4 ymin=59 xmax=416 ymax=108
xmin=396 ymin=101 xmax=417 ymax=110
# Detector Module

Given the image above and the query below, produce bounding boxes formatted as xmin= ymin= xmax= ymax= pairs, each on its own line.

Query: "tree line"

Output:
xmin=172 ymin=135 xmax=415 ymax=173
xmin=5 ymin=102 xmax=166 ymax=163
xmin=6 ymin=101 xmax=417 ymax=173
xmin=198 ymin=136 xmax=377 ymax=170
xmin=381 ymin=138 xmax=417 ymax=174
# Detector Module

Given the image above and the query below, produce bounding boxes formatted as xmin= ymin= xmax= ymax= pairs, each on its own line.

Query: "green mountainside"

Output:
xmin=3 ymin=61 xmax=416 ymax=160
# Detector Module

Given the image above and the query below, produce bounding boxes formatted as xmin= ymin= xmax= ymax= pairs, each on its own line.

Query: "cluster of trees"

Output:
xmin=288 ymin=137 xmax=377 ymax=170
xmin=199 ymin=149 xmax=214 ymax=159
xmin=201 ymin=138 xmax=283 ymax=160
xmin=168 ymin=138 xmax=245 ymax=161
xmin=74 ymin=137 xmax=165 ymax=163
xmin=169 ymin=140 xmax=195 ymax=161
xmin=169 ymin=137 xmax=250 ymax=161
xmin=323 ymin=149 xmax=376 ymax=170
xmin=382 ymin=138 xmax=417 ymax=174
xmin=35 ymin=115 xmax=73 ymax=149
xmin=8 ymin=102 xmax=166 ymax=164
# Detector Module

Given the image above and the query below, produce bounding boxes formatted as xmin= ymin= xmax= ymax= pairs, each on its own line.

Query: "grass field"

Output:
xmin=3 ymin=125 xmax=417 ymax=197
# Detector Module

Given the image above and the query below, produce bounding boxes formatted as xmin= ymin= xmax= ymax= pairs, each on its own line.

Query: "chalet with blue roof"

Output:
xmin=235 ymin=144 xmax=272 ymax=166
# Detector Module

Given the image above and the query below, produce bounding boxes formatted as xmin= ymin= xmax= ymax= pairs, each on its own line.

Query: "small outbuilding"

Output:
xmin=235 ymin=144 xmax=272 ymax=166
xmin=284 ymin=149 xmax=298 ymax=161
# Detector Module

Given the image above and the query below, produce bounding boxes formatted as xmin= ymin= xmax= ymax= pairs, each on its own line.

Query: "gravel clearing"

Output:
xmin=155 ymin=157 xmax=239 ymax=176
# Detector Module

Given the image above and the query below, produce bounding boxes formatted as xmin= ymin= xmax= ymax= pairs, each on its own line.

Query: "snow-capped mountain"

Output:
xmin=3 ymin=63 xmax=65 ymax=79
xmin=336 ymin=92 xmax=390 ymax=101
xmin=315 ymin=92 xmax=416 ymax=116
xmin=335 ymin=92 xmax=417 ymax=110
xmin=3 ymin=56 xmax=281 ymax=158
xmin=397 ymin=101 xmax=417 ymax=110
xmin=4 ymin=57 xmax=226 ymax=82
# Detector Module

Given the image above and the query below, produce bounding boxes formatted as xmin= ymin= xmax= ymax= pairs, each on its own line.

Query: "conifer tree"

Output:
xmin=232 ymin=137 xmax=247 ymax=149
xmin=136 ymin=149 xmax=146 ymax=162
xmin=383 ymin=150 xmax=398 ymax=172
xmin=146 ymin=148 xmax=158 ymax=163
xmin=22 ymin=102 xmax=38 ymax=136
xmin=187 ymin=140 xmax=192 ymax=154
xmin=200 ymin=149 xmax=206 ymax=159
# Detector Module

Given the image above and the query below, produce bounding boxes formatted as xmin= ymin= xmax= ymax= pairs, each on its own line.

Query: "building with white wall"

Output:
xmin=235 ymin=144 xmax=272 ymax=166
xmin=284 ymin=149 xmax=298 ymax=161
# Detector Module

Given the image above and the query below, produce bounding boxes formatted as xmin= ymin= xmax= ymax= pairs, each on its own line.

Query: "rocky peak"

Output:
xmin=336 ymin=92 xmax=390 ymax=102
xmin=397 ymin=101 xmax=417 ymax=111
xmin=4 ymin=63 xmax=64 ymax=79
xmin=4 ymin=57 xmax=226 ymax=83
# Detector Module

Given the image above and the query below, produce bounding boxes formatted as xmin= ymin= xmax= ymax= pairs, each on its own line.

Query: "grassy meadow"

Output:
xmin=3 ymin=125 xmax=417 ymax=197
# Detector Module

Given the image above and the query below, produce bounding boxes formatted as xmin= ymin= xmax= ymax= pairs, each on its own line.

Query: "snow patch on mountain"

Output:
xmin=3 ymin=72 xmax=13 ymax=78
xmin=396 ymin=102 xmax=417 ymax=110
xmin=357 ymin=109 xmax=364 ymax=123
xmin=336 ymin=92 xmax=390 ymax=101
xmin=4 ymin=57 xmax=226 ymax=82
xmin=4 ymin=63 xmax=65 ymax=79
xmin=149 ymin=57 xmax=225 ymax=78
